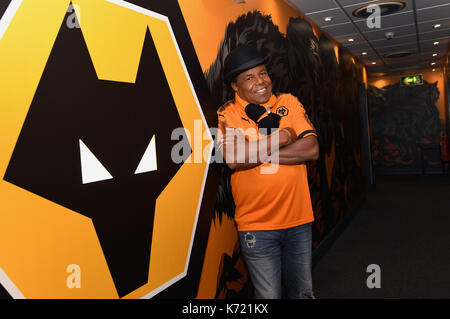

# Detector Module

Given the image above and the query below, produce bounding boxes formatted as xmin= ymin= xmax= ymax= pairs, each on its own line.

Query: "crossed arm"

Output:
xmin=218 ymin=123 xmax=319 ymax=171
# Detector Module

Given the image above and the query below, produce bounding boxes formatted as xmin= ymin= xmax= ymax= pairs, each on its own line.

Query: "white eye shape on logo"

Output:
xmin=134 ymin=135 xmax=157 ymax=174
xmin=79 ymin=136 xmax=157 ymax=185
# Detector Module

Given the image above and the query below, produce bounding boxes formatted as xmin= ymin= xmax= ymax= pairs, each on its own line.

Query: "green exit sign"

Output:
xmin=401 ymin=74 xmax=423 ymax=86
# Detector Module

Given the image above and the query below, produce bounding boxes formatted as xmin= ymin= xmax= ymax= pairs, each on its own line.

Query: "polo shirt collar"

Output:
xmin=235 ymin=92 xmax=277 ymax=110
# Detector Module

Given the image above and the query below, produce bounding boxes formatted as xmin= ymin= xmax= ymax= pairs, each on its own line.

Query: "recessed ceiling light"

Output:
xmin=432 ymin=53 xmax=438 ymax=57
xmin=372 ymin=62 xmax=376 ymax=65
xmin=353 ymin=1 xmax=406 ymax=19
xmin=433 ymin=24 xmax=441 ymax=29
xmin=362 ymin=52 xmax=367 ymax=55
xmin=324 ymin=17 xmax=333 ymax=22
xmin=348 ymin=38 xmax=355 ymax=42
xmin=433 ymin=41 xmax=439 ymax=45
xmin=431 ymin=62 xmax=436 ymax=65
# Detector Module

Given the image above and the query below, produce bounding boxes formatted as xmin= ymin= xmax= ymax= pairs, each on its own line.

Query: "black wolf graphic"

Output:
xmin=4 ymin=9 xmax=189 ymax=297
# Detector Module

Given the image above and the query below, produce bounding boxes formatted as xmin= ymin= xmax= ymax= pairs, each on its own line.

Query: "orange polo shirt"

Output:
xmin=217 ymin=92 xmax=316 ymax=231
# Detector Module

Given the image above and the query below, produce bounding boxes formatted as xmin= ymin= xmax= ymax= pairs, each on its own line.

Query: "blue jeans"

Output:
xmin=238 ymin=223 xmax=314 ymax=299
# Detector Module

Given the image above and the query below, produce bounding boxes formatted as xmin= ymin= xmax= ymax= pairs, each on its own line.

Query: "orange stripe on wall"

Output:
xmin=178 ymin=0 xmax=366 ymax=83
xmin=178 ymin=0 xmax=300 ymax=72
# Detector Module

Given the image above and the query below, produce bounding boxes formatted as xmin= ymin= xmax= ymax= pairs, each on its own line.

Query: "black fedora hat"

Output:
xmin=223 ymin=44 xmax=270 ymax=85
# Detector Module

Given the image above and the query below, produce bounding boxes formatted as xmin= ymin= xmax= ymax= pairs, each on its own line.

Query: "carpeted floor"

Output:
xmin=312 ymin=174 xmax=450 ymax=299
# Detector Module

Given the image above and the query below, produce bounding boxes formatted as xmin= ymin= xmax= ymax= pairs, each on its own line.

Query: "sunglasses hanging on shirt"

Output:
xmin=245 ymin=103 xmax=281 ymax=135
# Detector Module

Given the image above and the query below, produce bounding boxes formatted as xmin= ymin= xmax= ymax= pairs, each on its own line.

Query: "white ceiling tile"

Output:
xmin=420 ymin=52 xmax=446 ymax=60
xmin=354 ymin=11 xmax=415 ymax=33
xmin=337 ymin=0 xmax=378 ymax=7
xmin=376 ymin=43 xmax=419 ymax=54
xmin=353 ymin=48 xmax=378 ymax=57
xmin=359 ymin=55 xmax=380 ymax=62
xmin=388 ymin=64 xmax=423 ymax=72
xmin=418 ymin=28 xmax=450 ymax=41
xmin=363 ymin=24 xmax=416 ymax=41
xmin=365 ymin=61 xmax=387 ymax=70
xmin=285 ymin=0 xmax=338 ymax=14
xmin=384 ymin=55 xmax=420 ymax=65
xmin=365 ymin=56 xmax=384 ymax=64
xmin=416 ymin=0 xmax=450 ymax=10
xmin=346 ymin=46 xmax=376 ymax=58
xmin=417 ymin=18 xmax=450 ymax=33
xmin=321 ymin=22 xmax=359 ymax=37
xmin=342 ymin=41 xmax=373 ymax=52
xmin=379 ymin=50 xmax=419 ymax=62
xmin=304 ymin=8 xmax=351 ymax=27
xmin=335 ymin=33 xmax=365 ymax=44
xmin=371 ymin=34 xmax=418 ymax=48
xmin=416 ymin=4 xmax=450 ymax=23
xmin=420 ymin=58 xmax=443 ymax=67
xmin=420 ymin=38 xmax=450 ymax=53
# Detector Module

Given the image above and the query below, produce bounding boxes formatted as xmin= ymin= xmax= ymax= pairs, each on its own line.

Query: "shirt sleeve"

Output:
xmin=217 ymin=103 xmax=241 ymax=149
xmin=285 ymin=94 xmax=317 ymax=139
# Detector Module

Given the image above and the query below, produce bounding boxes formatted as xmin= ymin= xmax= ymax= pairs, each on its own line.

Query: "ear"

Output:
xmin=230 ymin=81 xmax=238 ymax=93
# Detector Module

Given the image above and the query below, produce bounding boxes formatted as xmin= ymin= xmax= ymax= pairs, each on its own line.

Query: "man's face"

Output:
xmin=231 ymin=64 xmax=272 ymax=105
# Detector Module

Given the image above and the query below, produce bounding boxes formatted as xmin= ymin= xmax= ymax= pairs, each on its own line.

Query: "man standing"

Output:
xmin=217 ymin=44 xmax=319 ymax=299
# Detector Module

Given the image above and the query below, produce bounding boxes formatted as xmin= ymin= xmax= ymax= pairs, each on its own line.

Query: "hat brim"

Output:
xmin=224 ymin=55 xmax=270 ymax=85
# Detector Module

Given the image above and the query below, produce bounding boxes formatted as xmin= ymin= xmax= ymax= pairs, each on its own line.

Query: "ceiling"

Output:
xmin=285 ymin=0 xmax=450 ymax=77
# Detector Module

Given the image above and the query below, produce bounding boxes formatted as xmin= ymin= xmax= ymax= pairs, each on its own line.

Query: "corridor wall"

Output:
xmin=179 ymin=0 xmax=367 ymax=298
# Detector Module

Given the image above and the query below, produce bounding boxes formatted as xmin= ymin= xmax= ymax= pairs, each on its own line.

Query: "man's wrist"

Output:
xmin=279 ymin=127 xmax=297 ymax=146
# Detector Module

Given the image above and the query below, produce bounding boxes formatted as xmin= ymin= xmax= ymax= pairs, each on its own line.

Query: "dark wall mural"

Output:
xmin=204 ymin=11 xmax=365 ymax=298
xmin=368 ymin=81 xmax=442 ymax=174
xmin=214 ymin=241 xmax=250 ymax=299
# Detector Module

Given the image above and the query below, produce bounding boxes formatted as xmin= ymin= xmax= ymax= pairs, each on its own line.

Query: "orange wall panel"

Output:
xmin=178 ymin=0 xmax=300 ymax=72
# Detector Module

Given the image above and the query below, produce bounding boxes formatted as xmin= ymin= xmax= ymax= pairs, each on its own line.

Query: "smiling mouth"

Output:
xmin=256 ymin=87 xmax=267 ymax=94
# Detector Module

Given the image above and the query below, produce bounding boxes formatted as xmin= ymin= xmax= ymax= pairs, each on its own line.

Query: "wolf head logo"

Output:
xmin=3 ymin=9 xmax=190 ymax=297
